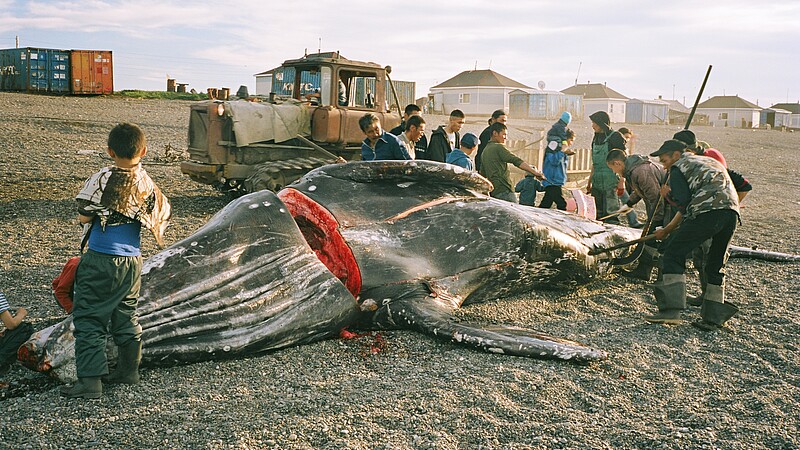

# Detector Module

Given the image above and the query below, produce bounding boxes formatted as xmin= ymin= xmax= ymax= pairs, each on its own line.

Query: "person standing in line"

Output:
xmin=61 ymin=123 xmax=172 ymax=398
xmin=396 ymin=115 xmax=426 ymax=159
xmin=586 ymin=111 xmax=626 ymax=224
xmin=644 ymin=139 xmax=740 ymax=331
xmin=538 ymin=116 xmax=575 ymax=210
xmin=476 ymin=109 xmax=508 ymax=172
xmin=479 ymin=122 xmax=545 ymax=203
xmin=390 ymin=104 xmax=428 ymax=157
xmin=359 ymin=113 xmax=412 ymax=161
xmin=446 ymin=132 xmax=479 ymax=171
xmin=421 ymin=109 xmax=465 ymax=163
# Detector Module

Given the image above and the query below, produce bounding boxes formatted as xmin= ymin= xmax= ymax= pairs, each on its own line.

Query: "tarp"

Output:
xmin=226 ymin=100 xmax=311 ymax=146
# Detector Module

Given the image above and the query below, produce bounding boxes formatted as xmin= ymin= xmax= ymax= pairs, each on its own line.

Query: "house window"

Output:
xmin=720 ymin=112 xmax=728 ymax=119
xmin=610 ymin=104 xmax=614 ymax=113
xmin=459 ymin=93 xmax=470 ymax=104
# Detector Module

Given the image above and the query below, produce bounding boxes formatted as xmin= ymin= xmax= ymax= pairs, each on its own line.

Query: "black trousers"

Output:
xmin=538 ymin=185 xmax=567 ymax=210
xmin=662 ymin=209 xmax=738 ymax=286
xmin=0 ymin=322 xmax=33 ymax=367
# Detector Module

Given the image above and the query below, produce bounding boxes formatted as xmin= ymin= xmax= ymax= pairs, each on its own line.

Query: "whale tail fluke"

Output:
xmin=361 ymin=283 xmax=608 ymax=363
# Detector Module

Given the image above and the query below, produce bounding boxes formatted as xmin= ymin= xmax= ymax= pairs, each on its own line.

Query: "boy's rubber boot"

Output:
xmin=644 ymin=274 xmax=685 ymax=324
xmin=693 ymin=284 xmax=738 ymax=331
xmin=60 ymin=377 xmax=102 ymax=399
xmin=104 ymin=340 xmax=142 ymax=385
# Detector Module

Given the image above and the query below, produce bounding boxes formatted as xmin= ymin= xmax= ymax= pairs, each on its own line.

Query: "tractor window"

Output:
xmin=295 ymin=68 xmax=322 ymax=104
xmin=338 ymin=70 xmax=379 ymax=110
xmin=319 ymin=66 xmax=332 ymax=106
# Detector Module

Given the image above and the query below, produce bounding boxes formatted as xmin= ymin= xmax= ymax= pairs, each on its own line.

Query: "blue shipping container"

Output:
xmin=0 ymin=47 xmax=70 ymax=93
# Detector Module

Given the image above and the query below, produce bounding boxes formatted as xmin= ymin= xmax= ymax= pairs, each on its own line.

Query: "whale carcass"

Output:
xmin=21 ymin=161 xmax=642 ymax=382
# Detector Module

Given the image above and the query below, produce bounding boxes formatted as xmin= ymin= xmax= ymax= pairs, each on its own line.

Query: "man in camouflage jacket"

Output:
xmin=644 ymin=139 xmax=740 ymax=330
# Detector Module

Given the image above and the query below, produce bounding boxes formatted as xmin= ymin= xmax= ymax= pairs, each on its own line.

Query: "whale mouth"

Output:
xmin=279 ymin=188 xmax=362 ymax=297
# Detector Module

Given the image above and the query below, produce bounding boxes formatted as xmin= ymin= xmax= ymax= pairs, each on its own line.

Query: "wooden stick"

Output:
xmin=588 ymin=234 xmax=658 ymax=256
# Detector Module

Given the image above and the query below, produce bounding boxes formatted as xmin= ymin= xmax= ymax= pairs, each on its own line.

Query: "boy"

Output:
xmin=478 ymin=122 xmax=545 ymax=203
xmin=446 ymin=132 xmax=479 ymax=170
xmin=61 ymin=123 xmax=171 ymax=399
xmin=0 ymin=291 xmax=32 ymax=375
xmin=359 ymin=113 xmax=411 ymax=161
xmin=515 ymin=174 xmax=543 ymax=207
xmin=538 ymin=127 xmax=576 ymax=210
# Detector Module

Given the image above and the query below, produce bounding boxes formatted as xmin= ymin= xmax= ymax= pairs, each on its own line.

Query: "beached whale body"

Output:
xmin=21 ymin=161 xmax=641 ymax=382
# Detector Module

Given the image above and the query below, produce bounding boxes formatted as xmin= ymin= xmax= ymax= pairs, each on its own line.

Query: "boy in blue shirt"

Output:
xmin=538 ymin=117 xmax=575 ymax=210
xmin=446 ymin=132 xmax=479 ymax=170
xmin=61 ymin=123 xmax=171 ymax=399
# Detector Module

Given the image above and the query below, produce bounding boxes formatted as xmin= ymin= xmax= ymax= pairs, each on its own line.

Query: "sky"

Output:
xmin=1 ymin=0 xmax=799 ymax=108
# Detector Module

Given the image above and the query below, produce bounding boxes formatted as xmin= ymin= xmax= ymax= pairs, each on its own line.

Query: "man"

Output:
xmin=446 ymin=132 xmax=479 ymax=170
xmin=390 ymin=104 xmax=428 ymax=157
xmin=586 ymin=111 xmax=626 ymax=224
xmin=359 ymin=113 xmax=412 ymax=161
xmin=397 ymin=115 xmax=426 ymax=159
xmin=644 ymin=139 xmax=740 ymax=330
xmin=476 ymin=109 xmax=508 ymax=172
xmin=606 ymin=148 xmax=666 ymax=281
xmin=478 ymin=122 xmax=545 ymax=203
xmin=672 ymin=129 xmax=752 ymax=305
xmin=421 ymin=109 xmax=464 ymax=162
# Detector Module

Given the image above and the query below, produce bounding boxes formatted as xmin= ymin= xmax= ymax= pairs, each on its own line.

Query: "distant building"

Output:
xmin=254 ymin=67 xmax=280 ymax=96
xmin=508 ymin=89 xmax=583 ymax=120
xmin=561 ymin=83 xmax=629 ymax=123
xmin=428 ymin=69 xmax=531 ymax=115
xmin=625 ymin=98 xmax=669 ymax=124
xmin=655 ymin=96 xmax=708 ymax=126
xmin=696 ymin=95 xmax=761 ymax=128
xmin=768 ymin=103 xmax=800 ymax=129
xmin=759 ymin=108 xmax=792 ymax=129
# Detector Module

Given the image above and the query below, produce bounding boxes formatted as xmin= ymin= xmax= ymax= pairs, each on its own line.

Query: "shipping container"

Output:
xmin=509 ymin=89 xmax=583 ymax=120
xmin=0 ymin=47 xmax=70 ymax=93
xmin=70 ymin=50 xmax=113 ymax=94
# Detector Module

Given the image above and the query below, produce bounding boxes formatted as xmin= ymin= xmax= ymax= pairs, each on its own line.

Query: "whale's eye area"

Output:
xmin=278 ymin=188 xmax=362 ymax=297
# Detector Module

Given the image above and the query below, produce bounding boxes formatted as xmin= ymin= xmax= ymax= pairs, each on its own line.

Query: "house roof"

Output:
xmin=431 ymin=69 xmax=531 ymax=89
xmin=254 ymin=66 xmax=281 ymax=76
xmin=628 ymin=98 xmax=669 ymax=105
xmin=561 ymin=83 xmax=628 ymax=100
xmin=656 ymin=99 xmax=690 ymax=113
xmin=769 ymin=102 xmax=800 ymax=114
xmin=697 ymin=95 xmax=760 ymax=109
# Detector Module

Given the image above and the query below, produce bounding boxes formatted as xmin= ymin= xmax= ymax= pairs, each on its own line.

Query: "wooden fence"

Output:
xmin=506 ymin=129 xmax=592 ymax=188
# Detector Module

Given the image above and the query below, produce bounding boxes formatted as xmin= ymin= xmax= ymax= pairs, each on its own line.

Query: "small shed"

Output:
xmin=768 ymin=103 xmax=800 ymax=129
xmin=625 ymin=98 xmax=669 ymax=124
xmin=254 ymin=67 xmax=279 ymax=96
xmin=509 ymin=89 xmax=583 ymax=120
xmin=759 ymin=108 xmax=791 ymax=129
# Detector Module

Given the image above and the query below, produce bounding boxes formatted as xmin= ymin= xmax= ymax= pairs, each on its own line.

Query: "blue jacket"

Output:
xmin=515 ymin=175 xmax=542 ymax=206
xmin=542 ymin=147 xmax=568 ymax=187
xmin=446 ymin=148 xmax=473 ymax=170
xmin=361 ymin=132 xmax=412 ymax=161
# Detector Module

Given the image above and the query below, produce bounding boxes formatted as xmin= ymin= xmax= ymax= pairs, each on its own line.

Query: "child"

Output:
xmin=0 ymin=291 xmax=32 ymax=375
xmin=60 ymin=123 xmax=171 ymax=399
xmin=538 ymin=125 xmax=576 ymax=210
xmin=515 ymin=174 xmax=544 ymax=206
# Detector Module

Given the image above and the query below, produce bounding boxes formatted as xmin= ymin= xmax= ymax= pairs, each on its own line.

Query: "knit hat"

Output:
xmin=672 ymin=130 xmax=697 ymax=149
xmin=560 ymin=111 xmax=572 ymax=124
xmin=650 ymin=139 xmax=687 ymax=157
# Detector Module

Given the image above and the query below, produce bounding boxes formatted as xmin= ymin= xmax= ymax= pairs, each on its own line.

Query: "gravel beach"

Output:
xmin=0 ymin=92 xmax=798 ymax=449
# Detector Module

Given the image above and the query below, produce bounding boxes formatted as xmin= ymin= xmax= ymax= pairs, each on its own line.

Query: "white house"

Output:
xmin=254 ymin=67 xmax=280 ymax=96
xmin=769 ymin=103 xmax=800 ymax=129
xmin=428 ymin=69 xmax=531 ymax=116
xmin=696 ymin=95 xmax=761 ymax=128
xmin=560 ymin=83 xmax=628 ymax=123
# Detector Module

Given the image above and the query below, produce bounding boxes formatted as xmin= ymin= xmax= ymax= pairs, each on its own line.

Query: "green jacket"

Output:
xmin=478 ymin=142 xmax=524 ymax=195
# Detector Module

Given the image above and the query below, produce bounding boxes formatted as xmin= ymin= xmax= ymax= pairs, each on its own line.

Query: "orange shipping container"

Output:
xmin=70 ymin=50 xmax=113 ymax=94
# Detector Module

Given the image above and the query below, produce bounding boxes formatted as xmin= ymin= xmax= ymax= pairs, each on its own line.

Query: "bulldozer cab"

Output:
xmin=278 ymin=52 xmax=390 ymax=113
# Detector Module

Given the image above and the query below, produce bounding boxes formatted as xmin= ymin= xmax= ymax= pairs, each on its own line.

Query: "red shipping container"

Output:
xmin=70 ymin=49 xmax=113 ymax=94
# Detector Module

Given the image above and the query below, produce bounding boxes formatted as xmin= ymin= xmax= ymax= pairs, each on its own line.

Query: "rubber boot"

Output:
xmin=104 ymin=340 xmax=142 ymax=385
xmin=693 ymin=284 xmax=738 ymax=331
xmin=621 ymin=246 xmax=658 ymax=282
xmin=686 ymin=294 xmax=704 ymax=307
xmin=60 ymin=377 xmax=102 ymax=399
xmin=644 ymin=274 xmax=685 ymax=324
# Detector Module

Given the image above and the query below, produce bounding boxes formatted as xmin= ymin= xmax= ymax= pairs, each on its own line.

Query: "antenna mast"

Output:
xmin=574 ymin=61 xmax=582 ymax=85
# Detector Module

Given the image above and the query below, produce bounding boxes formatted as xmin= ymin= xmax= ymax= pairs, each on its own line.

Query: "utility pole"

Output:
xmin=575 ymin=62 xmax=582 ymax=85
xmin=16 ymin=35 xmax=19 ymax=48
xmin=672 ymin=84 xmax=676 ymax=100
xmin=318 ymin=38 xmax=321 ymax=53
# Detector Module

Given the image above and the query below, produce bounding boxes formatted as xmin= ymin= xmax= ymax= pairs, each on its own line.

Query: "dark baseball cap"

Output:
xmin=650 ymin=139 xmax=688 ymax=157
xmin=460 ymin=133 xmax=480 ymax=148
xmin=672 ymin=130 xmax=697 ymax=148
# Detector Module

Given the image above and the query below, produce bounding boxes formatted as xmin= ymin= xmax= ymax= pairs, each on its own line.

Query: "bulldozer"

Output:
xmin=180 ymin=51 xmax=402 ymax=194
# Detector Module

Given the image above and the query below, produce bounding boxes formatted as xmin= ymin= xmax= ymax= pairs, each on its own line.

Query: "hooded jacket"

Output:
xmin=623 ymin=154 xmax=665 ymax=224
xmin=589 ymin=111 xmax=626 ymax=150
xmin=419 ymin=125 xmax=458 ymax=163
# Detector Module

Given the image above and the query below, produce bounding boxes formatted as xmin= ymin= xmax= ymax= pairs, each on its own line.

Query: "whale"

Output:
xmin=21 ymin=161 xmax=644 ymax=382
